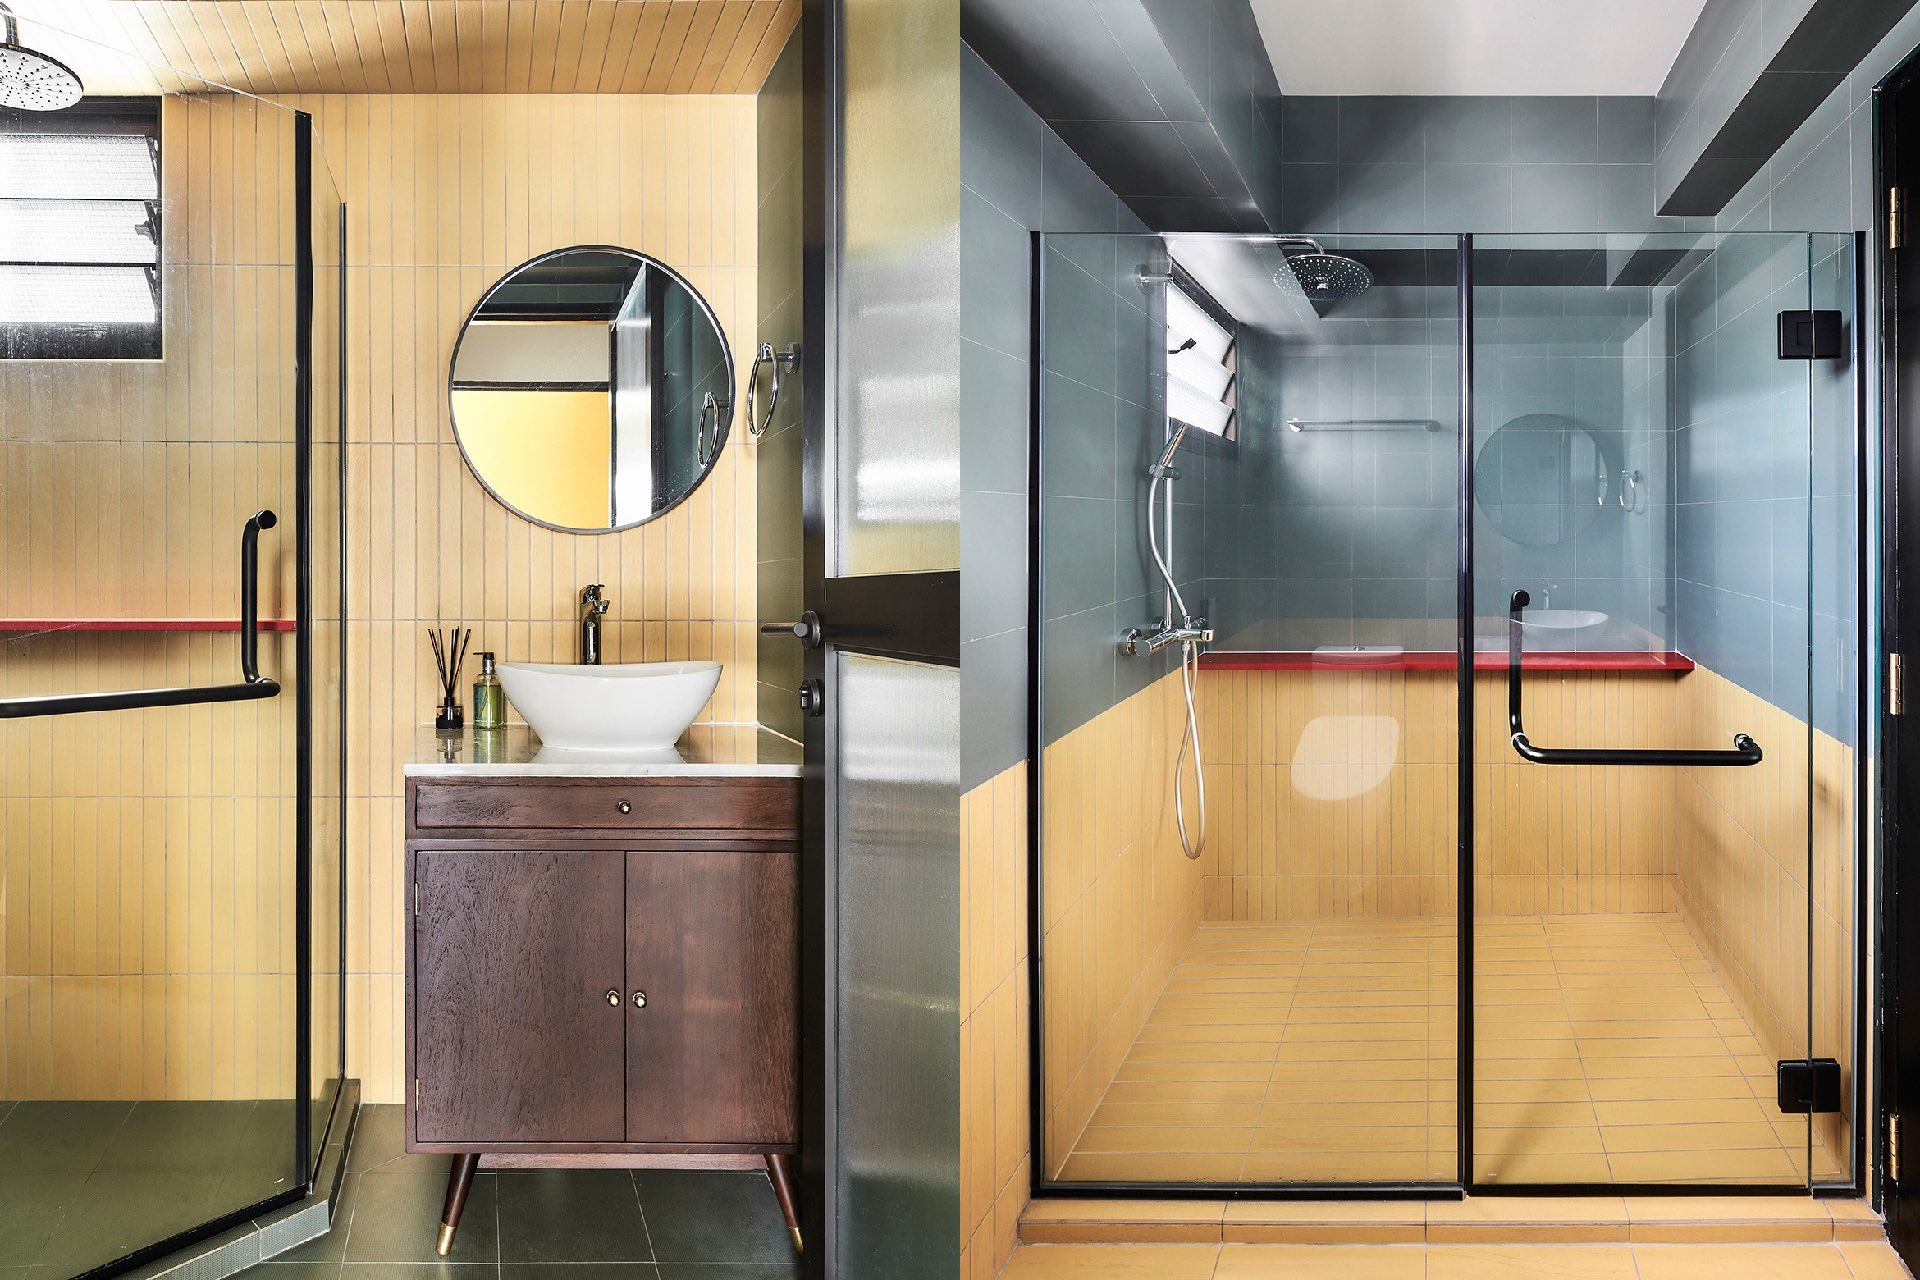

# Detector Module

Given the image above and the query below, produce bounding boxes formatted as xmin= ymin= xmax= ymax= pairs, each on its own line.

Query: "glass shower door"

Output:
xmin=1468 ymin=232 xmax=1838 ymax=1188
xmin=0 ymin=66 xmax=344 ymax=1277
xmin=1034 ymin=232 xmax=1464 ymax=1189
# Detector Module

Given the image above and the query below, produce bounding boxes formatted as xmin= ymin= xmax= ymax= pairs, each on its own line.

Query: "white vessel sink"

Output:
xmin=497 ymin=661 xmax=722 ymax=752
xmin=1520 ymin=609 xmax=1608 ymax=633
xmin=1311 ymin=645 xmax=1405 ymax=663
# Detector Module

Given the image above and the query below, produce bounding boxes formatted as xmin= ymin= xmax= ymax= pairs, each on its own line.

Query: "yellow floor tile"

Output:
xmin=1054 ymin=915 xmax=1850 ymax=1191
xmin=1213 ymin=1244 xmax=1426 ymax=1278
xmin=1630 ymin=1243 xmax=1855 ymax=1279
xmin=1000 ymin=1243 xmax=1221 ymax=1278
xmin=1836 ymin=1242 xmax=1911 ymax=1279
xmin=1426 ymin=1244 xmax=1638 ymax=1279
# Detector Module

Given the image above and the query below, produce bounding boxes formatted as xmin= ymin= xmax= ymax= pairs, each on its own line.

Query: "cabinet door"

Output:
xmin=413 ymin=848 xmax=627 ymax=1144
xmin=626 ymin=850 xmax=797 ymax=1144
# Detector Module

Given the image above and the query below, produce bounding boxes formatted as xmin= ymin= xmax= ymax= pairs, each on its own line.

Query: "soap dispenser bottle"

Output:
xmin=472 ymin=651 xmax=506 ymax=729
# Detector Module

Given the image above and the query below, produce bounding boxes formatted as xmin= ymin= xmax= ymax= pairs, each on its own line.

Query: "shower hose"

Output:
xmin=1147 ymin=468 xmax=1206 ymax=861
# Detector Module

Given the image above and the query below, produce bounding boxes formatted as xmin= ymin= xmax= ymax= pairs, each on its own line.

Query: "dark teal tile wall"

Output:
xmin=1668 ymin=232 xmax=1859 ymax=743
xmin=1280 ymin=95 xmax=1678 ymax=234
xmin=960 ymin=44 xmax=1153 ymax=780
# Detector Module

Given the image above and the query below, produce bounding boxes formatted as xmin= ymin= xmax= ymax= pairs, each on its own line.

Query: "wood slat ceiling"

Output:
xmin=7 ymin=1 xmax=800 ymax=97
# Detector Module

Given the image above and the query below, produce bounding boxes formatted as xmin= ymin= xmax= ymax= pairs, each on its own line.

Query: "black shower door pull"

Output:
xmin=1506 ymin=590 xmax=1761 ymax=767
xmin=0 ymin=510 xmax=284 ymax=719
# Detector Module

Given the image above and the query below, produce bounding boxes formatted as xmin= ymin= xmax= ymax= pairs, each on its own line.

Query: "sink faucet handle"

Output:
xmin=581 ymin=583 xmax=610 ymax=614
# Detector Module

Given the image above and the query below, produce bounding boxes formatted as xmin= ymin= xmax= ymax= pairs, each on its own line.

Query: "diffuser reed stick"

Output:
xmin=429 ymin=626 xmax=471 ymax=731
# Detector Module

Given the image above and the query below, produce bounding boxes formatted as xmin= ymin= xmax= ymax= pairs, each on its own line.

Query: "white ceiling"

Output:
xmin=1250 ymin=0 xmax=1711 ymax=97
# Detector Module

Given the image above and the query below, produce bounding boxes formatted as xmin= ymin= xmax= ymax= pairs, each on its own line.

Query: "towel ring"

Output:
xmin=746 ymin=341 xmax=801 ymax=439
xmin=696 ymin=391 xmax=727 ymax=467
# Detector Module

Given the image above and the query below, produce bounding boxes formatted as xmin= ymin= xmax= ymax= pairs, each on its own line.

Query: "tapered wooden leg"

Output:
xmin=765 ymin=1153 xmax=801 ymax=1254
xmin=436 ymin=1153 xmax=480 ymax=1257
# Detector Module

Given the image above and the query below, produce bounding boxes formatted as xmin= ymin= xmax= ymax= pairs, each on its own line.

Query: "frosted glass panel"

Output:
xmin=835 ymin=653 xmax=959 ymax=1273
xmin=834 ymin=0 xmax=960 ymax=576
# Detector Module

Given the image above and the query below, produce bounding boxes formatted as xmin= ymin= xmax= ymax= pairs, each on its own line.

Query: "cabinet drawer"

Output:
xmin=411 ymin=778 xmax=799 ymax=836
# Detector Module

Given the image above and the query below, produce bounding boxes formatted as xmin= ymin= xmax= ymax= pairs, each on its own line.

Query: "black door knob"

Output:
xmin=798 ymin=679 xmax=825 ymax=717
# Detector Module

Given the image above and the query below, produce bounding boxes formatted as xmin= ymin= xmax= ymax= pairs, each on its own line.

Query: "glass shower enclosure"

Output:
xmin=1032 ymin=230 xmax=1860 ymax=1194
xmin=0 ymin=35 xmax=348 ymax=1279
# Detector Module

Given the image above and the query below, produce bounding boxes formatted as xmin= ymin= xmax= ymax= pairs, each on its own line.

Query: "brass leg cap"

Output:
xmin=788 ymin=1226 xmax=804 ymax=1255
xmin=435 ymin=1224 xmax=456 ymax=1257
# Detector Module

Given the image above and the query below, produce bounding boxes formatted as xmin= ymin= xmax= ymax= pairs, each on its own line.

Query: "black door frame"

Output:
xmin=795 ymin=1 xmax=962 ymax=1274
xmin=1878 ymin=49 xmax=1920 ymax=1262
xmin=1024 ymin=223 xmax=1873 ymax=1203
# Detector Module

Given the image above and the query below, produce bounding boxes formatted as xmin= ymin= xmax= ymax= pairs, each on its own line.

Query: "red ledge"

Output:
xmin=1199 ymin=650 xmax=1695 ymax=674
xmin=0 ymin=619 xmax=298 ymax=633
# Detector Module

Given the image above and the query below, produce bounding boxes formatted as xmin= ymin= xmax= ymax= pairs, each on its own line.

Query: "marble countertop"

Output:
xmin=404 ymin=723 xmax=803 ymax=778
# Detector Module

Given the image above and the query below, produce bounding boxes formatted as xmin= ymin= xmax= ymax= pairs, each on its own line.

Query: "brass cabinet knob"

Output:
xmin=631 ymin=990 xmax=648 ymax=1009
xmin=616 ymin=800 xmax=632 ymax=814
xmin=605 ymin=989 xmax=620 ymax=1007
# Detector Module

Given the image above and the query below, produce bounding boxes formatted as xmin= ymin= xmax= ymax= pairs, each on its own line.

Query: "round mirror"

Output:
xmin=449 ymin=246 xmax=733 ymax=533
xmin=1474 ymin=413 xmax=1611 ymax=547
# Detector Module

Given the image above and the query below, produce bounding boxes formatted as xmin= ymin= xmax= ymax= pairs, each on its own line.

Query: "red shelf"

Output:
xmin=1199 ymin=650 xmax=1695 ymax=674
xmin=0 ymin=619 xmax=298 ymax=633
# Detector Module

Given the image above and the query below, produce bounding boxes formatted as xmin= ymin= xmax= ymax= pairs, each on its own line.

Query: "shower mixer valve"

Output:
xmin=1122 ymin=616 xmax=1213 ymax=657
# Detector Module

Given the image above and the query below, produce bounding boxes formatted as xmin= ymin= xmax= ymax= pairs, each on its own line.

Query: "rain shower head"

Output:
xmin=1273 ymin=237 xmax=1373 ymax=301
xmin=0 ymin=5 xmax=83 ymax=111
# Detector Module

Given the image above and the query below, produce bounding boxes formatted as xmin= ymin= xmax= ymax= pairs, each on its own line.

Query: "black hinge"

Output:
xmin=1777 ymin=1057 xmax=1842 ymax=1113
xmin=1777 ymin=310 xmax=1844 ymax=359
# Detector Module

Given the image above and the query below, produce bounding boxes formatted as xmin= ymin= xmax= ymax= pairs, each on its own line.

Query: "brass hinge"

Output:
xmin=1893 ymin=653 xmax=1906 ymax=716
xmin=1894 ymin=187 xmax=1906 ymax=250
xmin=1894 ymin=1113 xmax=1903 ymax=1181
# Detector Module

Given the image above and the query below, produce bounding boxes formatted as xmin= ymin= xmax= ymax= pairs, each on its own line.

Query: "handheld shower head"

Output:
xmin=0 ymin=5 xmax=83 ymax=111
xmin=1151 ymin=421 xmax=1190 ymax=477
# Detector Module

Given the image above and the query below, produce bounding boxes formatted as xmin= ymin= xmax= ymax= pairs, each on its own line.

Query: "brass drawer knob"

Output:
xmin=632 ymin=990 xmax=648 ymax=1009
xmin=605 ymin=989 xmax=620 ymax=1007
xmin=616 ymin=800 xmax=632 ymax=814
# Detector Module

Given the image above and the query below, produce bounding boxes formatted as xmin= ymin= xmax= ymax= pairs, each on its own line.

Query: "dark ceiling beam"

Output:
xmin=961 ymin=0 xmax=1282 ymax=232
xmin=1655 ymin=0 xmax=1915 ymax=215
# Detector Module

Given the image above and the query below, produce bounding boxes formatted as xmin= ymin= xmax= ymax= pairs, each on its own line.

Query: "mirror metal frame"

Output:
xmin=447 ymin=243 xmax=736 ymax=534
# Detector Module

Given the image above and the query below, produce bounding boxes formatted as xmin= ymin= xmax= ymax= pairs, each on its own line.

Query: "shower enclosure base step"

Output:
xmin=1020 ymin=1193 xmax=1883 ymax=1246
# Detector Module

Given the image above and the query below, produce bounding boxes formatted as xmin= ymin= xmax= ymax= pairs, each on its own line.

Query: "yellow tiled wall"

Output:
xmin=1197 ymin=668 xmax=1683 ymax=919
xmin=1197 ymin=668 xmax=1459 ymax=919
xmin=1040 ymin=671 xmax=1207 ymax=1178
xmin=1675 ymin=666 xmax=1856 ymax=1178
xmin=0 ymin=91 xmax=767 ymax=1105
xmin=0 ymin=96 xmax=306 ymax=1100
xmin=960 ymin=762 xmax=1029 ymax=1280
xmin=278 ymin=93 xmax=763 ymax=1103
xmin=1193 ymin=661 xmax=1856 ymax=1174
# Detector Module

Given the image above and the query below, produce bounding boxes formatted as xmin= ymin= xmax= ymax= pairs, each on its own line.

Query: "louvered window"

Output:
xmin=1166 ymin=276 xmax=1236 ymax=441
xmin=0 ymin=98 xmax=161 ymax=359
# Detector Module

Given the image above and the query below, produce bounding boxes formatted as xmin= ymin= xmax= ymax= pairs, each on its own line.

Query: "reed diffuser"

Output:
xmin=428 ymin=627 xmax=471 ymax=732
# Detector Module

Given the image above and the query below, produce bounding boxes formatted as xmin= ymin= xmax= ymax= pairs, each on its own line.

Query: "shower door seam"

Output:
xmin=1457 ymin=232 xmax=1477 ymax=1192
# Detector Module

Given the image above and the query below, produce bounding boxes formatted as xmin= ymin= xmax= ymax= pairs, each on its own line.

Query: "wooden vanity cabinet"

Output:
xmin=404 ymin=775 xmax=802 ymax=1253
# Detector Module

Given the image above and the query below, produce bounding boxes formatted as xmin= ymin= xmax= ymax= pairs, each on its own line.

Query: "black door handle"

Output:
xmin=759 ymin=610 xmax=824 ymax=649
xmin=1507 ymin=589 xmax=1760 ymax=767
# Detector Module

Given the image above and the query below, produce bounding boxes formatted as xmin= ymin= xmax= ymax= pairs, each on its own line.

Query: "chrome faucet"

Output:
xmin=579 ymin=584 xmax=610 ymax=665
